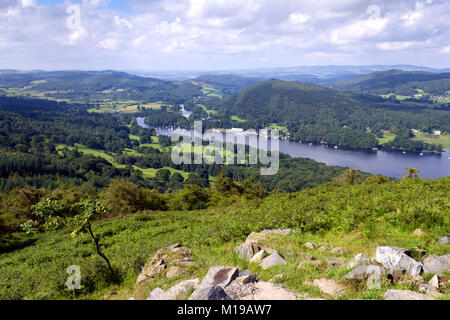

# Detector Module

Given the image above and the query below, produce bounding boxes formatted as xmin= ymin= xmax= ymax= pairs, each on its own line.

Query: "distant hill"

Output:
xmin=194 ymin=74 xmax=261 ymax=95
xmin=127 ymin=65 xmax=450 ymax=84
xmin=0 ymin=70 xmax=203 ymax=104
xmin=211 ymin=79 xmax=450 ymax=151
xmin=332 ymin=70 xmax=450 ymax=96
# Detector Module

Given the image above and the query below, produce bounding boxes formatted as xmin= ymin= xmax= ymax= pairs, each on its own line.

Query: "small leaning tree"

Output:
xmin=22 ymin=199 xmax=114 ymax=276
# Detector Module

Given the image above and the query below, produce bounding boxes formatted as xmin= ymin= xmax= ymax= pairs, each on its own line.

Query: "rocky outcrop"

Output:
xmin=375 ymin=246 xmax=423 ymax=276
xmin=147 ymin=279 xmax=200 ymax=300
xmin=346 ymin=253 xmax=371 ymax=269
xmin=423 ymin=254 xmax=450 ymax=276
xmin=235 ymin=242 xmax=262 ymax=261
xmin=136 ymin=244 xmax=197 ymax=285
xmin=384 ymin=289 xmax=435 ymax=300
xmin=189 ymin=266 xmax=239 ymax=300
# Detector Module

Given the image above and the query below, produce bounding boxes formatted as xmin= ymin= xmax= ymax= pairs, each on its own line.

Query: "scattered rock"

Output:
xmin=375 ymin=246 xmax=423 ymax=276
xmin=429 ymin=275 xmax=440 ymax=289
xmin=236 ymin=273 xmax=258 ymax=285
xmin=418 ymin=284 xmax=443 ymax=298
xmin=189 ymin=266 xmax=238 ymax=300
xmin=423 ymin=255 xmax=437 ymax=264
xmin=439 ymin=236 xmax=450 ymax=244
xmin=346 ymin=253 xmax=371 ymax=269
xmin=297 ymin=260 xmax=322 ymax=269
xmin=319 ymin=245 xmax=329 ymax=252
xmin=235 ymin=242 xmax=262 ymax=261
xmin=305 ymin=278 xmax=346 ymax=297
xmin=297 ymin=252 xmax=315 ymax=261
xmin=304 ymin=242 xmax=316 ymax=250
xmin=147 ymin=279 xmax=200 ymax=300
xmin=343 ymin=265 xmax=385 ymax=281
xmin=249 ymin=249 xmax=267 ymax=264
xmin=326 ymin=257 xmax=344 ymax=268
xmin=423 ymin=254 xmax=450 ymax=276
xmin=384 ymin=289 xmax=435 ymax=300
xmin=260 ymin=252 xmax=287 ymax=270
xmin=330 ymin=247 xmax=345 ymax=255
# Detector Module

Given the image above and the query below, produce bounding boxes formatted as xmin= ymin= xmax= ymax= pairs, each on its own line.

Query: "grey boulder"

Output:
xmin=384 ymin=289 xmax=435 ymax=300
xmin=343 ymin=265 xmax=385 ymax=281
xmin=375 ymin=246 xmax=423 ymax=276
xmin=346 ymin=253 xmax=371 ymax=269
xmin=423 ymin=254 xmax=450 ymax=276
xmin=438 ymin=236 xmax=449 ymax=244
xmin=189 ymin=266 xmax=238 ymax=300
xmin=260 ymin=252 xmax=287 ymax=270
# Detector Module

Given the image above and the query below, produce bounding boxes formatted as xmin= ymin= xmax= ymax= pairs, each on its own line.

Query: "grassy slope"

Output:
xmin=0 ymin=178 xmax=448 ymax=300
xmin=56 ymin=143 xmax=188 ymax=179
xmin=412 ymin=132 xmax=450 ymax=148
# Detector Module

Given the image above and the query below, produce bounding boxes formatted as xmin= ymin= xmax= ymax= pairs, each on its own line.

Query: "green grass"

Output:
xmin=140 ymin=136 xmax=166 ymax=152
xmin=376 ymin=130 xmax=396 ymax=145
xmin=270 ymin=123 xmax=287 ymax=130
xmin=198 ymin=104 xmax=217 ymax=115
xmin=1 ymin=178 xmax=448 ymax=300
xmin=56 ymin=143 xmax=188 ymax=179
xmin=413 ymin=132 xmax=450 ymax=148
xmin=230 ymin=116 xmax=247 ymax=123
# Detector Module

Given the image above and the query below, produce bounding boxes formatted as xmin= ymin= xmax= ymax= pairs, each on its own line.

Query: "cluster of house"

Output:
xmin=412 ymin=129 xmax=442 ymax=136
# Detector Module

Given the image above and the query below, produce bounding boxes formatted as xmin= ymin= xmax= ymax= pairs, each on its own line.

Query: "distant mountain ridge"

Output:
xmin=332 ymin=70 xmax=450 ymax=96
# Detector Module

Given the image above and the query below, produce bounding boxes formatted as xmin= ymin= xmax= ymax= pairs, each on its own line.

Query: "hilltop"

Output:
xmin=332 ymin=70 xmax=450 ymax=96
xmin=0 ymin=177 xmax=448 ymax=300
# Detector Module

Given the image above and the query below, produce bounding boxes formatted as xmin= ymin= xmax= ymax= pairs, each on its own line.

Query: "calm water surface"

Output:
xmin=136 ymin=117 xmax=449 ymax=179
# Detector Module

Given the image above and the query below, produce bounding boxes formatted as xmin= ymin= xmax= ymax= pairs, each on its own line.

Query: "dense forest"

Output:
xmin=205 ymin=79 xmax=449 ymax=152
xmin=333 ymin=70 xmax=450 ymax=96
xmin=0 ymin=95 xmax=360 ymax=236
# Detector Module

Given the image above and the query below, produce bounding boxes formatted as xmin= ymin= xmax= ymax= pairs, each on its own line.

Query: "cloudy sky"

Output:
xmin=0 ymin=0 xmax=449 ymax=70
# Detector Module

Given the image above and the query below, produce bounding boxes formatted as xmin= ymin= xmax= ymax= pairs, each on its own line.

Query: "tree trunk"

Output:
xmin=87 ymin=225 xmax=114 ymax=276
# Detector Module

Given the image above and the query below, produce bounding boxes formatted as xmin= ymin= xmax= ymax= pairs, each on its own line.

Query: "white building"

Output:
xmin=434 ymin=130 xmax=442 ymax=136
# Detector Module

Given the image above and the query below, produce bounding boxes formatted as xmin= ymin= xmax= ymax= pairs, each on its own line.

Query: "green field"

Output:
xmin=413 ymin=132 xmax=450 ymax=148
xmin=198 ymin=104 xmax=217 ymax=115
xmin=270 ymin=123 xmax=287 ymax=130
xmin=376 ymin=130 xmax=396 ymax=145
xmin=56 ymin=143 xmax=188 ymax=179
xmin=230 ymin=115 xmax=247 ymax=123
xmin=88 ymin=102 xmax=164 ymax=114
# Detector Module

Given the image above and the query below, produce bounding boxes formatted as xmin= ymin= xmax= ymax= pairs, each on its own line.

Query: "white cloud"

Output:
xmin=97 ymin=38 xmax=119 ymax=50
xmin=0 ymin=0 xmax=449 ymax=69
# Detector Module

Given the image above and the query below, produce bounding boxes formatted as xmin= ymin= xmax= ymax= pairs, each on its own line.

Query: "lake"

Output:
xmin=136 ymin=117 xmax=449 ymax=179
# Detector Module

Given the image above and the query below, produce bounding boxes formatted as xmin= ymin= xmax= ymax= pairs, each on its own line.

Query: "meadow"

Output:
xmin=0 ymin=177 xmax=448 ymax=300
